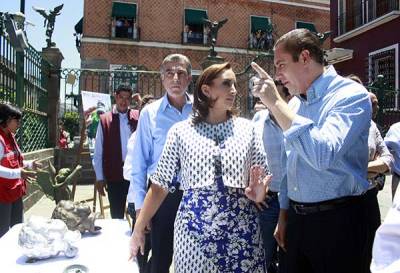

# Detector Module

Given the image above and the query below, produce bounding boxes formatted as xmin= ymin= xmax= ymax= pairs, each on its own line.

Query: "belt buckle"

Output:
xmin=293 ymin=204 xmax=307 ymax=215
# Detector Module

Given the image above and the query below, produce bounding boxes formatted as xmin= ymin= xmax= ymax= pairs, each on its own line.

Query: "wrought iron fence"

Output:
xmin=0 ymin=33 xmax=50 ymax=152
xmin=60 ymin=54 xmax=275 ymax=121
xmin=368 ymin=75 xmax=400 ymax=132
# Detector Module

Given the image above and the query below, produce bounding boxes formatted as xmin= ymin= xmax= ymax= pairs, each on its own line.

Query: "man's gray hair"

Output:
xmin=160 ymin=53 xmax=192 ymax=76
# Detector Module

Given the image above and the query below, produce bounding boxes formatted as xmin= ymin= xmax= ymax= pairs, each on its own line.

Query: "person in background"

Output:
xmin=130 ymin=54 xmax=193 ymax=273
xmin=348 ymin=74 xmax=394 ymax=272
xmin=384 ymin=122 xmax=400 ymax=199
xmin=0 ymin=103 xmax=40 ymax=237
xmin=129 ymin=62 xmax=271 ymax=272
xmin=252 ymin=80 xmax=292 ymax=273
xmin=365 ymin=92 xmax=393 ymax=272
xmin=58 ymin=120 xmax=70 ymax=149
xmin=124 ymin=94 xmax=156 ymax=273
xmin=92 ymin=85 xmax=139 ymax=219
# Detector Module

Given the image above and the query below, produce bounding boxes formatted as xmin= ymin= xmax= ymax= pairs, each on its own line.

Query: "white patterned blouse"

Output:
xmin=150 ymin=116 xmax=269 ymax=191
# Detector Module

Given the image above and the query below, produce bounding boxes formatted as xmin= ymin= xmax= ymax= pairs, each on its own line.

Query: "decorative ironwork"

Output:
xmin=0 ymin=33 xmax=50 ymax=152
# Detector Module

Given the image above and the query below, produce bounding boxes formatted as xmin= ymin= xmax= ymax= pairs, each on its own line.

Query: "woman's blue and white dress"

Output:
xmin=150 ymin=117 xmax=268 ymax=273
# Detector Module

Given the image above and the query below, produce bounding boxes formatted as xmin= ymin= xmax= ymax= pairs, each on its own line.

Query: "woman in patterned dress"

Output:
xmin=129 ymin=62 xmax=271 ymax=273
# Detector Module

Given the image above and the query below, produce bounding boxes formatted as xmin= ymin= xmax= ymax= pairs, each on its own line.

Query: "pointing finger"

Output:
xmin=251 ymin=62 xmax=272 ymax=80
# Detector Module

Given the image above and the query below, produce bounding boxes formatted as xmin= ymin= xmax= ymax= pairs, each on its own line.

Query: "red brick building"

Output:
xmin=78 ymin=0 xmax=330 ymax=73
xmin=329 ymin=0 xmax=400 ymax=111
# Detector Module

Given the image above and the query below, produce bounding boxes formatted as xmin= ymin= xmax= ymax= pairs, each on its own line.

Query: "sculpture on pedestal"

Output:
xmin=32 ymin=4 xmax=63 ymax=48
xmin=203 ymin=18 xmax=228 ymax=57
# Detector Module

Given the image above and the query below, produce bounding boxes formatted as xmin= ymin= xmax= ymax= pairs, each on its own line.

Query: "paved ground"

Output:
xmin=22 ymin=176 xmax=394 ymax=273
xmin=25 ymin=184 xmax=112 ymax=219
xmin=25 ymin=175 xmax=395 ymax=221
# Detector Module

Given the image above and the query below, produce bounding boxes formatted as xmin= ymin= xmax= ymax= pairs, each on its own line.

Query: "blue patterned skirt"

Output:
xmin=173 ymin=177 xmax=265 ymax=273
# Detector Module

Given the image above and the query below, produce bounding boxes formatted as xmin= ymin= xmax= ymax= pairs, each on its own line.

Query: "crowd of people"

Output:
xmin=90 ymin=29 xmax=400 ymax=273
xmin=1 ymin=28 xmax=400 ymax=273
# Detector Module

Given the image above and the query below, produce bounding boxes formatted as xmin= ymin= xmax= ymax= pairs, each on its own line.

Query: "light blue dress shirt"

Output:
xmin=279 ymin=66 xmax=371 ymax=209
xmin=131 ymin=94 xmax=192 ymax=209
xmin=385 ymin=122 xmax=400 ymax=176
xmin=252 ymin=110 xmax=287 ymax=193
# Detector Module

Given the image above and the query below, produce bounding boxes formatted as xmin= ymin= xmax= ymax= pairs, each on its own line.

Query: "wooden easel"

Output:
xmin=71 ymin=114 xmax=109 ymax=218
xmin=70 ymin=112 xmax=131 ymax=227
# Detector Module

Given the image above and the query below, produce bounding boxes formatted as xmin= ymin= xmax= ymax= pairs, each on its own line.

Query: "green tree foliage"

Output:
xmin=62 ymin=111 xmax=79 ymax=139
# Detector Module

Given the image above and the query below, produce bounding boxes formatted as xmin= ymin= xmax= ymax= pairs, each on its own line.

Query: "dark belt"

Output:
xmin=267 ymin=190 xmax=278 ymax=199
xmin=290 ymin=195 xmax=362 ymax=215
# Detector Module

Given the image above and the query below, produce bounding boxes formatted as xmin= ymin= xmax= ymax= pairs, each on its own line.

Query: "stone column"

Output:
xmin=42 ymin=47 xmax=64 ymax=147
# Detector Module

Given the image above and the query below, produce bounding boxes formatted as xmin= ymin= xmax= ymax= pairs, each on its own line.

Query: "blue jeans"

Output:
xmin=258 ymin=194 xmax=280 ymax=270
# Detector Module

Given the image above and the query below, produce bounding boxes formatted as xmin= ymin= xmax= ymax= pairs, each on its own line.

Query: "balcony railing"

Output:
xmin=338 ymin=0 xmax=399 ymax=35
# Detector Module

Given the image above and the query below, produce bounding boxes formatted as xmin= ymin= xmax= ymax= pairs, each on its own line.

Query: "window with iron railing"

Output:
xmin=338 ymin=0 xmax=399 ymax=36
xmin=368 ymin=47 xmax=398 ymax=109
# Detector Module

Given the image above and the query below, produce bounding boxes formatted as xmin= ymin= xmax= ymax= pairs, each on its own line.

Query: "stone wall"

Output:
xmin=23 ymin=148 xmax=55 ymax=211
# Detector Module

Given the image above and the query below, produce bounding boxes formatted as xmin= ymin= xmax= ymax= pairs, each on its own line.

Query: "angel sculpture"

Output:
xmin=203 ymin=18 xmax=228 ymax=57
xmin=28 ymin=160 xmax=82 ymax=204
xmin=32 ymin=4 xmax=63 ymax=47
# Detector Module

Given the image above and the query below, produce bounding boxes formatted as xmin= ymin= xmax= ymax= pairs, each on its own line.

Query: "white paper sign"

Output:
xmin=81 ymin=90 xmax=112 ymax=113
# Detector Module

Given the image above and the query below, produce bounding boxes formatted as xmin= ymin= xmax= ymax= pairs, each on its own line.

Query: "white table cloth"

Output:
xmin=0 ymin=219 xmax=139 ymax=273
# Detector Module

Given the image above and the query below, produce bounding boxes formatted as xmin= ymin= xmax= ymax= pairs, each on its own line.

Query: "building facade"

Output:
xmin=73 ymin=0 xmax=329 ymax=115
xmin=78 ymin=0 xmax=330 ymax=73
xmin=330 ymin=0 xmax=400 ymax=116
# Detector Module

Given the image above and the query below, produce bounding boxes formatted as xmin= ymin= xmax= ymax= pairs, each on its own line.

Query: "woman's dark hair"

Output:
xmin=0 ymin=103 xmax=22 ymax=127
xmin=192 ymin=62 xmax=238 ymax=125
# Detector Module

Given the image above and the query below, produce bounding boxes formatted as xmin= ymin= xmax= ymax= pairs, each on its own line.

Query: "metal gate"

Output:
xmin=0 ymin=33 xmax=50 ymax=152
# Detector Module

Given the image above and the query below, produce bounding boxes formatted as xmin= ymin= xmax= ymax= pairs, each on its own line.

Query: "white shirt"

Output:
xmin=371 ymin=189 xmax=400 ymax=272
xmin=123 ymin=132 xmax=136 ymax=203
xmin=151 ymin=117 xmax=268 ymax=191
xmin=92 ymin=109 xmax=133 ymax=181
xmin=385 ymin=122 xmax=400 ymax=176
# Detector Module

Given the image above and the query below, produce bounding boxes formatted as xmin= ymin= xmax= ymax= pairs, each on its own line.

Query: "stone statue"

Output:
xmin=52 ymin=200 xmax=100 ymax=234
xmin=27 ymin=160 xmax=82 ymax=204
xmin=18 ymin=216 xmax=81 ymax=263
xmin=203 ymin=18 xmax=228 ymax=57
xmin=32 ymin=4 xmax=63 ymax=48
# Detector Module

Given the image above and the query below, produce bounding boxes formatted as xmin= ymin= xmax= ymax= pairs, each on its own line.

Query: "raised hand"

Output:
xmin=245 ymin=165 xmax=272 ymax=203
xmin=32 ymin=159 xmax=43 ymax=170
xmin=250 ymin=62 xmax=281 ymax=108
xmin=21 ymin=168 xmax=37 ymax=180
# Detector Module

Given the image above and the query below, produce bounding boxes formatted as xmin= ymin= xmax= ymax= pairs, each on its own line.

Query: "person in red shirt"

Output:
xmin=0 ymin=103 xmax=39 ymax=237
xmin=58 ymin=121 xmax=69 ymax=149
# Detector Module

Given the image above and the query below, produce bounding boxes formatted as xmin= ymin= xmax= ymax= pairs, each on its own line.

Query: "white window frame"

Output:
xmin=368 ymin=44 xmax=399 ymax=109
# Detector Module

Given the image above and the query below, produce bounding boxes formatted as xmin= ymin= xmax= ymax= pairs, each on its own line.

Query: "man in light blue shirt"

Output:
xmin=251 ymin=29 xmax=371 ymax=273
xmin=252 ymin=82 xmax=291 ymax=273
xmin=130 ymin=54 xmax=192 ymax=273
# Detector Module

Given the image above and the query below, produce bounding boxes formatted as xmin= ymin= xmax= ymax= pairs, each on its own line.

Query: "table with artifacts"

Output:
xmin=0 ymin=218 xmax=139 ymax=273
